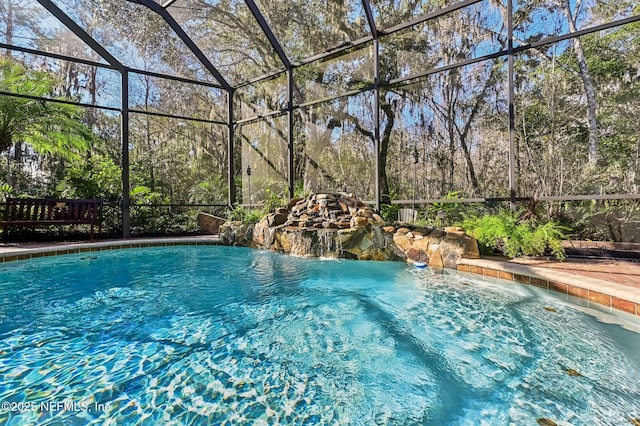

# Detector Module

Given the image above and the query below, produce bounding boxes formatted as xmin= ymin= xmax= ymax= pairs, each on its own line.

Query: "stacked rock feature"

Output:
xmin=221 ymin=192 xmax=480 ymax=268
xmin=248 ymin=192 xmax=400 ymax=260
xmin=285 ymin=193 xmax=385 ymax=230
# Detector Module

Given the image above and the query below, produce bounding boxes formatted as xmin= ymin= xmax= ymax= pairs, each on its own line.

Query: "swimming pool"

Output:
xmin=0 ymin=245 xmax=639 ymax=425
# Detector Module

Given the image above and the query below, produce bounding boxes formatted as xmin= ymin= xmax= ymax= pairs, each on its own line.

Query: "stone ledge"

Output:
xmin=563 ymin=240 xmax=640 ymax=252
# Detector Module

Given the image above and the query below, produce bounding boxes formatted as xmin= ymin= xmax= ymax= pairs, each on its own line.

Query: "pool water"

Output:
xmin=0 ymin=246 xmax=639 ymax=425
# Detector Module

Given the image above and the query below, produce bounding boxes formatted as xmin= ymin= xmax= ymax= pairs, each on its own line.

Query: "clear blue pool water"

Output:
xmin=0 ymin=246 xmax=639 ymax=425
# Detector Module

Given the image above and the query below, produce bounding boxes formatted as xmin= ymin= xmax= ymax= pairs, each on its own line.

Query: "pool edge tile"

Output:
xmin=588 ymin=291 xmax=611 ymax=308
xmin=611 ymin=297 xmax=636 ymax=315
xmin=458 ymin=257 xmax=640 ymax=315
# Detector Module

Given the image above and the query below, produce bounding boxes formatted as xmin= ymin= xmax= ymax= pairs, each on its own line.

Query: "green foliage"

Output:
xmin=228 ymin=206 xmax=262 ymax=224
xmin=0 ymin=59 xmax=94 ymax=160
xmin=188 ymin=176 xmax=227 ymax=205
xmin=293 ymin=181 xmax=310 ymax=199
xmin=227 ymin=189 xmax=287 ymax=225
xmin=380 ymin=203 xmax=401 ymax=223
xmin=130 ymin=185 xmax=168 ymax=205
xmin=422 ymin=191 xmax=483 ymax=227
xmin=0 ymin=182 xmax=14 ymax=202
xmin=56 ymin=155 xmax=121 ymax=202
xmin=261 ymin=189 xmax=288 ymax=214
xmin=129 ymin=207 xmax=199 ymax=235
xmin=462 ymin=211 xmax=569 ymax=260
xmin=245 ymin=210 xmax=264 ymax=224
xmin=555 ymin=199 xmax=640 ymax=242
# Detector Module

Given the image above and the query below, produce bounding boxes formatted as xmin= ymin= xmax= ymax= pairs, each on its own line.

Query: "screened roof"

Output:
xmin=2 ymin=0 xmax=639 ymax=231
xmin=4 ymin=0 xmax=522 ymax=90
xmin=2 ymin=0 xmax=638 ymax=91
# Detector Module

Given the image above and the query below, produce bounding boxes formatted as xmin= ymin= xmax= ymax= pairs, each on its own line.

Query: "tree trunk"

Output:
xmin=379 ymin=100 xmax=395 ymax=202
xmin=445 ymin=75 xmax=456 ymax=193
xmin=561 ymin=0 xmax=598 ymax=164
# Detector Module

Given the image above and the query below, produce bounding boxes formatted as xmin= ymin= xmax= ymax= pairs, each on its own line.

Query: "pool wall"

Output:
xmin=0 ymin=237 xmax=637 ymax=320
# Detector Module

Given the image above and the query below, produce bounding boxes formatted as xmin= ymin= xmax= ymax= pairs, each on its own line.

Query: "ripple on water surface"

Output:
xmin=0 ymin=246 xmax=639 ymax=425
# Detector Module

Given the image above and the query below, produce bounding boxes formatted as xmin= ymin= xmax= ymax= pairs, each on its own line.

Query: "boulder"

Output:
xmin=269 ymin=212 xmax=288 ymax=227
xmin=395 ymin=226 xmax=479 ymax=269
xmin=220 ymin=221 xmax=254 ymax=247
xmin=406 ymin=247 xmax=428 ymax=262
xmin=197 ymin=212 xmax=225 ymax=234
xmin=393 ymin=232 xmax=413 ymax=252
xmin=445 ymin=229 xmax=466 ymax=241
xmin=287 ymin=197 xmax=304 ymax=209
xmin=371 ymin=214 xmax=385 ymax=226
xmin=351 ymin=216 xmax=370 ymax=228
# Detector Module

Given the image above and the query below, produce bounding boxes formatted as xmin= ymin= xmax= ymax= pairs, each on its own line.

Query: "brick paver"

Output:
xmin=510 ymin=257 xmax=640 ymax=288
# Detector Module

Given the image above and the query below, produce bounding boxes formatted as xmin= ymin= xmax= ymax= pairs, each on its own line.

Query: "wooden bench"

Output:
xmin=1 ymin=198 xmax=102 ymax=241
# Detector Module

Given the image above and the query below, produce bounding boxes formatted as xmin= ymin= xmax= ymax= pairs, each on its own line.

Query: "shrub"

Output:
xmin=228 ymin=206 xmax=262 ymax=224
xmin=261 ymin=189 xmax=288 ymax=214
xmin=461 ymin=211 xmax=569 ymax=260
xmin=380 ymin=203 xmax=401 ymax=223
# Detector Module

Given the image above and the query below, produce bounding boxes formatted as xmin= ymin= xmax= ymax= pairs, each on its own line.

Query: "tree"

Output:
xmin=0 ymin=59 xmax=93 ymax=160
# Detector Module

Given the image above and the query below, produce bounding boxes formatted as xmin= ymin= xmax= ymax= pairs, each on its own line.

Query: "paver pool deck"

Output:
xmin=458 ymin=256 xmax=640 ymax=318
xmin=1 ymin=237 xmax=639 ymax=318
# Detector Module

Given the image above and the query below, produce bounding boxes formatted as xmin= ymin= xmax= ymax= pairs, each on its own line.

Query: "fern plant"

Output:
xmin=461 ymin=211 xmax=570 ymax=260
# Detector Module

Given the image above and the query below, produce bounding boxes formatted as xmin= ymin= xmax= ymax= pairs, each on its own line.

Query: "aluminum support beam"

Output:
xmin=0 ymin=90 xmax=121 ymax=112
xmin=382 ymin=0 xmax=483 ymax=35
xmin=130 ymin=68 xmax=225 ymax=89
xmin=245 ymin=0 xmax=292 ymax=69
xmin=128 ymin=108 xmax=227 ymax=125
xmin=121 ymin=71 xmax=131 ymax=238
xmin=228 ymin=91 xmax=236 ymax=206
xmin=1 ymin=42 xmax=225 ymax=90
xmin=389 ymin=193 xmax=640 ymax=205
xmin=362 ymin=0 xmax=382 ymax=211
xmin=508 ymin=0 xmax=516 ymax=211
xmin=36 ymin=0 xmax=123 ymax=71
xmin=0 ymin=42 xmax=115 ymax=69
xmin=287 ymin=69 xmax=295 ymax=198
xmin=373 ymin=38 xmax=381 ymax=212
xmin=134 ymin=0 xmax=232 ymax=91
xmin=162 ymin=0 xmax=179 ymax=7
xmin=362 ymin=0 xmax=378 ymax=37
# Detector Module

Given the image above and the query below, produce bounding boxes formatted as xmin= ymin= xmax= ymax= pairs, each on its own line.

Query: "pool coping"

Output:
xmin=458 ymin=257 xmax=640 ymax=318
xmin=0 ymin=236 xmax=222 ymax=261
xmin=1 ymin=238 xmax=637 ymax=318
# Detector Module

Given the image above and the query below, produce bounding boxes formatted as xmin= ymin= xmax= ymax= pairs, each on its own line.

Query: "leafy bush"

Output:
xmin=421 ymin=191 xmax=484 ymax=228
xmin=380 ymin=203 xmax=401 ymax=223
xmin=261 ymin=189 xmax=288 ymax=214
xmin=228 ymin=206 xmax=262 ymax=224
xmin=0 ymin=182 xmax=14 ymax=202
xmin=130 ymin=185 xmax=168 ymax=205
xmin=227 ymin=188 xmax=287 ymax=225
xmin=56 ymin=155 xmax=121 ymax=203
xmin=129 ymin=207 xmax=199 ymax=235
xmin=188 ymin=176 xmax=227 ymax=205
xmin=461 ymin=211 xmax=569 ymax=260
